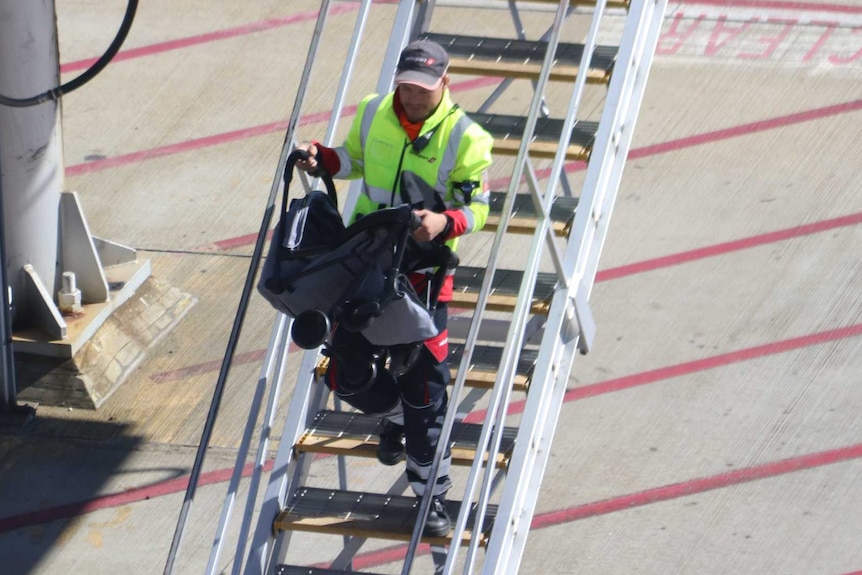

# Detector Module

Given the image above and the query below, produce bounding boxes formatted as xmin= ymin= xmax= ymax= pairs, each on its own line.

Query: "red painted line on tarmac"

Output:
xmin=676 ymin=0 xmax=862 ymax=13
xmin=4 ymin=321 xmax=855 ymax=535
xmin=326 ymin=542 xmax=422 ymax=571
xmin=0 ymin=460 xmax=269 ymax=533
xmin=510 ymin=99 xmax=862 ymax=187
xmin=149 ymin=215 xmax=862 ymax=383
xmin=147 ymin=100 xmax=862 ymax=383
xmin=533 ymin=443 xmax=862 ymax=525
xmin=57 ymin=0 xmax=862 ymax=76
xmin=149 ymin=348 xmax=266 ymax=383
xmin=59 ymin=7 xmax=862 ymax=177
xmin=571 ymin=323 xmax=862 ymax=398
xmin=344 ymin=442 xmax=862 ymax=570
xmin=65 ymin=79 xmax=499 ymax=178
xmin=65 ymin=0 xmax=862 ymax=411
xmin=59 ymin=6 xmax=359 ymax=74
xmin=66 ymin=96 xmax=862 ymax=182
xmin=207 ymin=231 xmax=265 ymax=253
xmin=57 ymin=0 xmax=862 ymax=77
xmin=464 ymin=322 xmax=862 ymax=423
xmin=100 ymin=96 xmax=857 ymax=243
xmin=150 ymin=357 xmax=251 ymax=383
xmin=150 ymin=343 xmax=305 ymax=383
xmin=26 ymin=0 xmax=858 ymax=558
xmin=596 ymin=212 xmax=862 ymax=281
xmin=66 ymin=113 xmax=324 ymax=177
xmin=628 ymin=99 xmax=862 ymax=162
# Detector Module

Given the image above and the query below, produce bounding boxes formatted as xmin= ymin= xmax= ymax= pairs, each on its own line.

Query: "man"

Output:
xmin=296 ymin=39 xmax=493 ymax=536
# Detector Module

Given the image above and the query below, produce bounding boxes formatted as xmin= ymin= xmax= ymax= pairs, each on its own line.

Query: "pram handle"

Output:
xmin=283 ymin=149 xmax=338 ymax=212
xmin=427 ymin=247 xmax=459 ymax=313
xmin=409 ymin=211 xmax=423 ymax=232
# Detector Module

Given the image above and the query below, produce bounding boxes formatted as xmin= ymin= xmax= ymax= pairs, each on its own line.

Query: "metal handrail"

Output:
xmin=227 ymin=316 xmax=292 ymax=575
xmin=242 ymin=0 xmax=378 ymax=567
xmin=244 ymin=350 xmax=327 ymax=574
xmin=447 ymin=3 xmax=575 ymax=570
xmin=161 ymin=135 xmax=285 ymax=575
xmin=240 ymin=0 xmax=387 ymax=572
xmin=0 ymin=148 xmax=35 ymax=426
xmin=162 ymin=2 xmax=335 ymax=574
xmin=483 ymin=0 xmax=668 ymax=569
xmin=229 ymin=0 xmax=666 ymax=571
xmin=204 ymin=315 xmax=289 ymax=575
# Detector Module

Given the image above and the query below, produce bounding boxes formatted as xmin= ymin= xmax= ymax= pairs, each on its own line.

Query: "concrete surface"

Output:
xmin=0 ymin=0 xmax=860 ymax=574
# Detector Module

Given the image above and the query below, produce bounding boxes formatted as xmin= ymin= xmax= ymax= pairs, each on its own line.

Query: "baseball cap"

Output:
xmin=394 ymin=40 xmax=449 ymax=90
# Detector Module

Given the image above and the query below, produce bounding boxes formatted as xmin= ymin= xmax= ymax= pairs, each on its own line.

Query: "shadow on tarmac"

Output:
xmin=0 ymin=416 xmax=180 ymax=575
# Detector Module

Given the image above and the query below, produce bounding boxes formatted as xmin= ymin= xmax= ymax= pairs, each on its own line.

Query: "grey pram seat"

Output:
xmin=257 ymin=150 xmax=458 ymax=367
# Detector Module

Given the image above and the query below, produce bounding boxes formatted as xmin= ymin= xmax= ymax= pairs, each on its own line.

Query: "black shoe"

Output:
xmin=376 ymin=420 xmax=405 ymax=466
xmin=422 ymin=496 xmax=452 ymax=537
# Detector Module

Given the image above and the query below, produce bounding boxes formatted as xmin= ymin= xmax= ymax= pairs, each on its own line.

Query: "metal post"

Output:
xmin=0 ymin=141 xmax=35 ymax=426
xmin=0 ymin=0 xmax=65 ymax=328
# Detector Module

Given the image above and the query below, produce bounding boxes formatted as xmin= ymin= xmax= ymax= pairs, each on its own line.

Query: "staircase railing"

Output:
xmin=481 ymin=0 xmax=668 ymax=571
xmin=211 ymin=0 xmax=669 ymax=572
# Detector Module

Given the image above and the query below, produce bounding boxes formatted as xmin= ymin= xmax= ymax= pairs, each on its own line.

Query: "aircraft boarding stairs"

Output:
xmin=202 ymin=0 xmax=668 ymax=573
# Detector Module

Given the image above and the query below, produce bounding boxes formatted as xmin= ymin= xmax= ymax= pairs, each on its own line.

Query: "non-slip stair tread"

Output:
xmin=303 ymin=410 xmax=519 ymax=448
xmin=312 ymin=343 xmax=533 ymax=392
xmin=451 ymin=343 xmax=539 ymax=381
xmin=486 ymin=191 xmax=578 ymax=236
xmin=526 ymin=0 xmax=630 ymax=7
xmin=469 ymin=112 xmax=598 ymax=161
xmin=472 ymin=112 xmax=599 ymax=148
xmin=458 ymin=342 xmax=533 ymax=391
xmin=451 ymin=266 xmax=557 ymax=315
xmin=275 ymin=487 xmax=497 ymax=546
xmin=296 ymin=409 xmax=517 ymax=467
xmin=423 ymin=32 xmax=617 ymax=83
xmin=277 ymin=568 xmax=388 ymax=575
xmin=488 ymin=191 xmax=579 ymax=222
xmin=454 ymin=267 xmax=557 ymax=296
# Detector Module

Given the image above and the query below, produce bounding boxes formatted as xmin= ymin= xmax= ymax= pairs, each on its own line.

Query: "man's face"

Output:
xmin=397 ymin=77 xmax=448 ymax=123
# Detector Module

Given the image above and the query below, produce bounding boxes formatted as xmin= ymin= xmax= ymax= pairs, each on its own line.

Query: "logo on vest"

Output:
xmin=414 ymin=153 xmax=437 ymax=164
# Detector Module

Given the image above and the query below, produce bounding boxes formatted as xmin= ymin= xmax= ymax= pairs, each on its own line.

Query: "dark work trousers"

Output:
xmin=325 ymin=303 xmax=452 ymax=498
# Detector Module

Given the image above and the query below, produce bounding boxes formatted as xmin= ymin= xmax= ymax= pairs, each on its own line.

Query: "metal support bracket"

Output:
xmin=60 ymin=191 xmax=110 ymax=302
xmin=93 ymin=236 xmax=137 ymax=269
xmin=571 ymin=284 xmax=595 ymax=355
xmin=22 ymin=264 xmax=66 ymax=340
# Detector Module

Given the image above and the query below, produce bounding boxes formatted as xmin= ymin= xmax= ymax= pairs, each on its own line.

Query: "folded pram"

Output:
xmin=257 ymin=150 xmax=457 ymax=352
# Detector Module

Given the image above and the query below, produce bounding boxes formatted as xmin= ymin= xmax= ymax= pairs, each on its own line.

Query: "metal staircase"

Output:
xmin=197 ymin=0 xmax=668 ymax=573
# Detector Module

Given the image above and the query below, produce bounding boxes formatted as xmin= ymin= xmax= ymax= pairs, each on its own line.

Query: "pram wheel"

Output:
xmin=337 ymin=359 xmax=379 ymax=394
xmin=340 ymin=301 xmax=382 ymax=333
xmin=388 ymin=343 xmax=423 ymax=377
xmin=291 ymin=309 xmax=331 ymax=349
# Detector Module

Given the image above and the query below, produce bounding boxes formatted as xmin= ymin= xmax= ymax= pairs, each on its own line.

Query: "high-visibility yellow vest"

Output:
xmin=330 ymin=90 xmax=493 ymax=252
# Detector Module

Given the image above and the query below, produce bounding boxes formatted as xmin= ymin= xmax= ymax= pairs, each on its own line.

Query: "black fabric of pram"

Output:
xmin=257 ymin=151 xmax=453 ymax=347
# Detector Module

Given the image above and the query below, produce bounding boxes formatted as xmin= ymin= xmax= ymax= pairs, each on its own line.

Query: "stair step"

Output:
xmin=313 ymin=342 xmax=534 ymax=393
xmin=274 ymin=487 xmax=496 ymax=546
xmin=486 ymin=191 xmax=577 ymax=236
xmin=424 ymin=33 xmax=617 ymax=84
xmin=451 ymin=266 xmax=556 ymax=314
xmin=296 ymin=410 xmax=517 ymax=468
xmin=528 ymin=0 xmax=630 ymax=8
xmin=451 ymin=342 xmax=538 ymax=391
xmin=276 ymin=568 xmax=388 ymax=575
xmin=469 ymin=112 xmax=598 ymax=161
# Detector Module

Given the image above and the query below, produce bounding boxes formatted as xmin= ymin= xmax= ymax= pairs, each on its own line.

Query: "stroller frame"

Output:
xmin=257 ymin=150 xmax=458 ymax=381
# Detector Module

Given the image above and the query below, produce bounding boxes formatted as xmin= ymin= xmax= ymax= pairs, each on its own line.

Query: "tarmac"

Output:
xmin=0 ymin=0 xmax=861 ymax=574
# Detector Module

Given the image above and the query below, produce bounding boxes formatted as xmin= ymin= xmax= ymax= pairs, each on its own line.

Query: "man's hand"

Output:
xmin=295 ymin=143 xmax=320 ymax=173
xmin=412 ymin=209 xmax=449 ymax=242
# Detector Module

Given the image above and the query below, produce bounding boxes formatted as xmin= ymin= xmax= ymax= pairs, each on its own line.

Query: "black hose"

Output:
xmin=0 ymin=0 xmax=138 ymax=108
